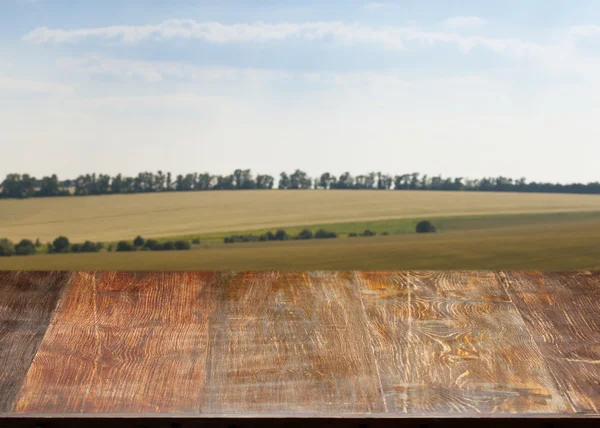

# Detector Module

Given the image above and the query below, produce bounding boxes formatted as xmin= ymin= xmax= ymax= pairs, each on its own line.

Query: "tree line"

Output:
xmin=2 ymin=170 xmax=600 ymax=199
xmin=0 ymin=234 xmax=194 ymax=257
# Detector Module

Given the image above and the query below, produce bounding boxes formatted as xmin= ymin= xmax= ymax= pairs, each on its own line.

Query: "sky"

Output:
xmin=1 ymin=0 xmax=600 ymax=183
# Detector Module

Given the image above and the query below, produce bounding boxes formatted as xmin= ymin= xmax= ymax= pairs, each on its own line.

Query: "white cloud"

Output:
xmin=21 ymin=19 xmax=518 ymax=53
xmin=23 ymin=20 xmax=405 ymax=49
xmin=0 ymin=75 xmax=74 ymax=95
xmin=444 ymin=16 xmax=486 ymax=30
xmin=24 ymin=19 xmax=581 ymax=69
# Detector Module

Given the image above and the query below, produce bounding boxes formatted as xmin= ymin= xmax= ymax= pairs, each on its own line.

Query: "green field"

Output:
xmin=1 ymin=210 xmax=600 ymax=270
xmin=3 ymin=190 xmax=600 ymax=242
xmin=2 ymin=190 xmax=600 ymax=270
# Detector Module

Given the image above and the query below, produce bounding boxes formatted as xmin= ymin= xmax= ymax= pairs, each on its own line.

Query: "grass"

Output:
xmin=3 ymin=189 xmax=600 ymax=243
xmin=3 ymin=215 xmax=600 ymax=270
xmin=146 ymin=210 xmax=600 ymax=244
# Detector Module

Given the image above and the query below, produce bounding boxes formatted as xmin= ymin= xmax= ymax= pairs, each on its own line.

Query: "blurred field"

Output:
xmin=3 ymin=215 xmax=600 ymax=270
xmin=156 ymin=211 xmax=600 ymax=244
xmin=2 ymin=190 xmax=600 ymax=242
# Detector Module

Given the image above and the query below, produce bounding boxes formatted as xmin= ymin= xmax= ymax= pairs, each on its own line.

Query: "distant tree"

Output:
xmin=274 ymin=229 xmax=289 ymax=241
xmin=416 ymin=220 xmax=436 ymax=233
xmin=278 ymin=172 xmax=290 ymax=189
xmin=289 ymin=170 xmax=311 ymax=189
xmin=133 ymin=236 xmax=145 ymax=247
xmin=174 ymin=240 xmax=191 ymax=250
xmin=360 ymin=230 xmax=376 ymax=237
xmin=315 ymin=229 xmax=337 ymax=239
xmin=144 ymin=239 xmax=160 ymax=251
xmin=35 ymin=238 xmax=41 ymax=247
xmin=319 ymin=173 xmax=331 ymax=189
xmin=107 ymin=244 xmax=114 ymax=252
xmin=38 ymin=174 xmax=63 ymax=197
xmin=296 ymin=229 xmax=313 ymax=240
xmin=161 ymin=241 xmax=176 ymax=251
xmin=191 ymin=238 xmax=201 ymax=244
xmin=52 ymin=236 xmax=70 ymax=253
xmin=335 ymin=172 xmax=354 ymax=189
xmin=166 ymin=172 xmax=173 ymax=191
xmin=348 ymin=233 xmax=358 ymax=237
xmin=80 ymin=241 xmax=101 ymax=253
xmin=256 ymin=174 xmax=274 ymax=190
xmin=0 ymin=239 xmax=15 ymax=257
xmin=380 ymin=232 xmax=390 ymax=236
xmin=116 ymin=241 xmax=136 ymax=252
xmin=1 ymin=174 xmax=36 ymax=198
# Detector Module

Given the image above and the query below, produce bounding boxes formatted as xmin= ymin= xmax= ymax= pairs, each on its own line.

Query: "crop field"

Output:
xmin=2 ymin=214 xmax=600 ymax=270
xmin=2 ymin=190 xmax=600 ymax=243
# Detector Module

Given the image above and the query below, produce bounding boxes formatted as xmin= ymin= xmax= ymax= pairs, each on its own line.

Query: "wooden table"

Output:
xmin=0 ymin=271 xmax=598 ymax=427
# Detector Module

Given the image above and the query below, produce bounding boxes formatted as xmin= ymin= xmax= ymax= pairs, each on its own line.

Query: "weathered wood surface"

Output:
xmin=0 ymin=271 xmax=598 ymax=417
xmin=15 ymin=272 xmax=219 ymax=414
xmin=356 ymin=271 xmax=568 ymax=414
xmin=203 ymin=271 xmax=384 ymax=414
xmin=500 ymin=272 xmax=600 ymax=413
xmin=0 ymin=272 xmax=69 ymax=412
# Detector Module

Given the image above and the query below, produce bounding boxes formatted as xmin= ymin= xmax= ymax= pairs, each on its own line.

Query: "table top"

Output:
xmin=0 ymin=271 xmax=598 ymax=418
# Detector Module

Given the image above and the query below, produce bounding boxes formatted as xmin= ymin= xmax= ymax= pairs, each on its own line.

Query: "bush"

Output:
xmin=116 ymin=241 xmax=136 ymax=252
xmin=0 ymin=239 xmax=15 ymax=257
xmin=224 ymin=235 xmax=261 ymax=244
xmin=192 ymin=238 xmax=201 ymax=244
xmin=52 ymin=236 xmax=70 ymax=253
xmin=296 ymin=229 xmax=313 ymax=240
xmin=160 ymin=241 xmax=175 ymax=251
xmin=380 ymin=232 xmax=390 ymax=236
xmin=315 ymin=229 xmax=338 ymax=239
xmin=360 ymin=230 xmax=376 ymax=237
xmin=71 ymin=241 xmax=102 ymax=253
xmin=416 ymin=220 xmax=436 ymax=234
xmin=274 ymin=229 xmax=289 ymax=241
xmin=174 ymin=240 xmax=191 ymax=250
xmin=35 ymin=238 xmax=41 ymax=247
xmin=15 ymin=239 xmax=36 ymax=256
xmin=144 ymin=239 xmax=160 ymax=250
xmin=264 ymin=231 xmax=275 ymax=241
xmin=107 ymin=244 xmax=114 ymax=252
xmin=348 ymin=232 xmax=358 ymax=237
xmin=133 ymin=235 xmax=145 ymax=247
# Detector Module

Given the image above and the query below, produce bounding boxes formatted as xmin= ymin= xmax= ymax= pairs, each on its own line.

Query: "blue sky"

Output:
xmin=2 ymin=0 xmax=600 ymax=182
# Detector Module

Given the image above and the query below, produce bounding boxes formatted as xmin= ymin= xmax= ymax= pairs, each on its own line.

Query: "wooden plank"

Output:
xmin=201 ymin=271 xmax=385 ymax=414
xmin=356 ymin=271 xmax=570 ymax=415
xmin=14 ymin=272 xmax=220 ymax=414
xmin=0 ymin=272 xmax=69 ymax=412
xmin=501 ymin=271 xmax=600 ymax=413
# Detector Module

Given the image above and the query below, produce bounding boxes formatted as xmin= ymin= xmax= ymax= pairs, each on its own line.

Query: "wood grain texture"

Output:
xmin=202 ymin=271 xmax=385 ymax=414
xmin=0 ymin=271 xmax=598 ymax=418
xmin=14 ymin=272 xmax=220 ymax=414
xmin=0 ymin=272 xmax=69 ymax=412
xmin=501 ymin=271 xmax=600 ymax=414
xmin=356 ymin=271 xmax=570 ymax=414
